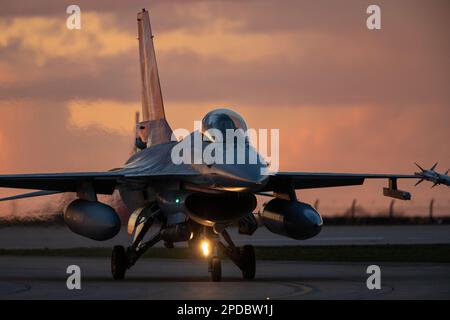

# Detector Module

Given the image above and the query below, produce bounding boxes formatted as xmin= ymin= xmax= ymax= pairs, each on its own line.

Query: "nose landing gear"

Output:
xmin=209 ymin=256 xmax=222 ymax=282
xmin=111 ymin=205 xmax=256 ymax=282
xmin=203 ymin=229 xmax=256 ymax=282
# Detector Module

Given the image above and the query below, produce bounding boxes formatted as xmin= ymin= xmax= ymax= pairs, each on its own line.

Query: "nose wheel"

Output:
xmin=209 ymin=256 xmax=222 ymax=282
xmin=203 ymin=229 xmax=256 ymax=282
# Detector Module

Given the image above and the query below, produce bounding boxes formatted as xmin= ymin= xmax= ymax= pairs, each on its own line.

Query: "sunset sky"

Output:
xmin=0 ymin=0 xmax=449 ymax=217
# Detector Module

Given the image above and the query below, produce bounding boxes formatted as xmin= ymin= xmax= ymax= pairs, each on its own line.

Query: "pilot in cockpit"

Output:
xmin=201 ymin=108 xmax=248 ymax=143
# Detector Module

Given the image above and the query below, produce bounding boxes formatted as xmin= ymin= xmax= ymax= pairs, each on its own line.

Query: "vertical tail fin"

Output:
xmin=136 ymin=9 xmax=172 ymax=148
xmin=137 ymin=8 xmax=165 ymax=121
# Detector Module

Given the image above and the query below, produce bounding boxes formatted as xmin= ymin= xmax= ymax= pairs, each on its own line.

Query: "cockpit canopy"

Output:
xmin=201 ymin=109 xmax=248 ymax=143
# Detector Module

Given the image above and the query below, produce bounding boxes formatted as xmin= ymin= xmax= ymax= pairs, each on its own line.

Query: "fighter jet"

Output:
xmin=414 ymin=163 xmax=450 ymax=188
xmin=0 ymin=9 xmax=425 ymax=281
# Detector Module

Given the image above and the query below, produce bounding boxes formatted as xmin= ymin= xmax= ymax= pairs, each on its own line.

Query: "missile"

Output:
xmin=414 ymin=163 xmax=450 ymax=188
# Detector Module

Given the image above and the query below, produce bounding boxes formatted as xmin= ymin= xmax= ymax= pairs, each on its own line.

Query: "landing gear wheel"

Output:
xmin=209 ymin=256 xmax=222 ymax=282
xmin=240 ymin=245 xmax=256 ymax=280
xmin=111 ymin=245 xmax=127 ymax=280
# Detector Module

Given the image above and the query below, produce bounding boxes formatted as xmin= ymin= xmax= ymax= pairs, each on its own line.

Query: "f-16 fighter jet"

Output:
xmin=0 ymin=9 xmax=428 ymax=281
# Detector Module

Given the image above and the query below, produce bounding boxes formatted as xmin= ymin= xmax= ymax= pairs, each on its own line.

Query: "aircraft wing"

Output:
xmin=265 ymin=172 xmax=416 ymax=190
xmin=263 ymin=172 xmax=418 ymax=200
xmin=0 ymin=172 xmax=124 ymax=195
xmin=0 ymin=171 xmax=198 ymax=198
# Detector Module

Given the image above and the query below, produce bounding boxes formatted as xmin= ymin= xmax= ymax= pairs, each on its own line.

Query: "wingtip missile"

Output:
xmin=414 ymin=162 xmax=450 ymax=188
xmin=414 ymin=162 xmax=425 ymax=172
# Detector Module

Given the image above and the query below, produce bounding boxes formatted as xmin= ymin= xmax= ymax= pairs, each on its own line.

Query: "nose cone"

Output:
xmin=199 ymin=137 xmax=270 ymax=191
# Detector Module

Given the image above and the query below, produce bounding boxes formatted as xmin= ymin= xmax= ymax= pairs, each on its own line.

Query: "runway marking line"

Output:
xmin=267 ymin=282 xmax=314 ymax=300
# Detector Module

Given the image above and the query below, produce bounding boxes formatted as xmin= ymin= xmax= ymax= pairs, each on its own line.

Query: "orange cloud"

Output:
xmin=68 ymin=99 xmax=140 ymax=134
xmin=0 ymin=62 xmax=17 ymax=84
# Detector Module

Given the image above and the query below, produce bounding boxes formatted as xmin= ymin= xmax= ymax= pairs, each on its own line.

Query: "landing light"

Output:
xmin=201 ymin=240 xmax=210 ymax=257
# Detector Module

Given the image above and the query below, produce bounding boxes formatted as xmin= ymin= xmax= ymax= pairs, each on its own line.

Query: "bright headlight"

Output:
xmin=201 ymin=240 xmax=210 ymax=257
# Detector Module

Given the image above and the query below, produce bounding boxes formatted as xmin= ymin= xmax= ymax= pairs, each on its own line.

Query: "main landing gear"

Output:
xmin=111 ymin=204 xmax=161 ymax=280
xmin=203 ymin=229 xmax=256 ymax=282
xmin=111 ymin=245 xmax=127 ymax=280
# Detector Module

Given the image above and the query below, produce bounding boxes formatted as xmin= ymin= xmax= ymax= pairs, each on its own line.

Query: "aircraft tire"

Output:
xmin=241 ymin=245 xmax=256 ymax=280
xmin=111 ymin=245 xmax=127 ymax=280
xmin=210 ymin=256 xmax=222 ymax=282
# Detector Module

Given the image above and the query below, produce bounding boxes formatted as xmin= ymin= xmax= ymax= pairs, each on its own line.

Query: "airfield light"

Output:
xmin=201 ymin=240 xmax=210 ymax=257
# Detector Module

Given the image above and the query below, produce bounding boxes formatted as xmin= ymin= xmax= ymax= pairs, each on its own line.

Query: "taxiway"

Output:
xmin=0 ymin=257 xmax=448 ymax=299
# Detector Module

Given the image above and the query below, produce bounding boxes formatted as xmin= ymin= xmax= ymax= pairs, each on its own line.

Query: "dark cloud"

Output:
xmin=1 ymin=0 xmax=449 ymax=108
xmin=0 ymin=49 xmax=141 ymax=102
xmin=159 ymin=44 xmax=449 ymax=108
xmin=0 ymin=0 xmax=211 ymax=33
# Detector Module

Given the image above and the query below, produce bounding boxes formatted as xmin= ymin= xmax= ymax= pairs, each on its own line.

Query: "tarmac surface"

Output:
xmin=1 ymin=225 xmax=449 ymax=299
xmin=1 ymin=225 xmax=450 ymax=249
xmin=0 ymin=256 xmax=449 ymax=299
